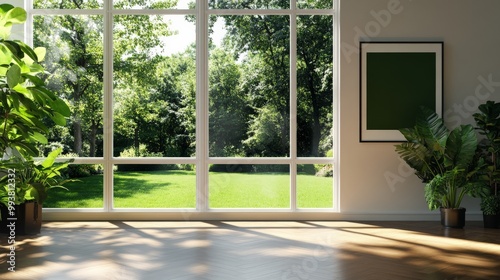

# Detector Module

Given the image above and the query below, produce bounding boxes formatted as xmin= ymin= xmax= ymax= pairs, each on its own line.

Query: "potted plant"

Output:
xmin=480 ymin=195 xmax=500 ymax=228
xmin=473 ymin=100 xmax=500 ymax=228
xmin=0 ymin=5 xmax=71 ymax=234
xmin=0 ymin=148 xmax=74 ymax=234
xmin=395 ymin=107 xmax=489 ymax=228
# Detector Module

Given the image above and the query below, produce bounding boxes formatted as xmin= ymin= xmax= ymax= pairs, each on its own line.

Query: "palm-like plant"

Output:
xmin=395 ymin=107 xmax=488 ymax=210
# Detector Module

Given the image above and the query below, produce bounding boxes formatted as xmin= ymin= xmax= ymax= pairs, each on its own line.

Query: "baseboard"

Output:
xmin=41 ymin=210 xmax=483 ymax=221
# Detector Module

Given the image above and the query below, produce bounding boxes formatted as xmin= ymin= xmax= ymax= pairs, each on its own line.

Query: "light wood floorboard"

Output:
xmin=1 ymin=221 xmax=500 ymax=279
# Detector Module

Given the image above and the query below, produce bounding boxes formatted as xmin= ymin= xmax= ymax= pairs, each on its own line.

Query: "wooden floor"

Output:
xmin=1 ymin=221 xmax=500 ymax=280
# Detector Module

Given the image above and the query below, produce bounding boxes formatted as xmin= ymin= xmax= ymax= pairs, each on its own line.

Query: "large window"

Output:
xmin=27 ymin=0 xmax=337 ymax=216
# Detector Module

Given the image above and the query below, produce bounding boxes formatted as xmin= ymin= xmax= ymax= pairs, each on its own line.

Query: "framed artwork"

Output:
xmin=359 ymin=42 xmax=443 ymax=142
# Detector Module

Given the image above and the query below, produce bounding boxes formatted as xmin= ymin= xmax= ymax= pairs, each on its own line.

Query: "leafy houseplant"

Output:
xmin=0 ymin=5 xmax=71 ymax=234
xmin=1 ymin=148 xmax=74 ymax=205
xmin=395 ymin=107 xmax=488 ymax=228
xmin=0 ymin=148 xmax=75 ymax=234
xmin=473 ymin=100 xmax=500 ymax=228
xmin=0 ymin=4 xmax=70 ymax=158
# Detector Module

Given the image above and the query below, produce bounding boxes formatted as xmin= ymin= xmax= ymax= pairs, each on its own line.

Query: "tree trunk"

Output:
xmin=89 ymin=120 xmax=97 ymax=157
xmin=134 ymin=125 xmax=140 ymax=156
xmin=73 ymin=120 xmax=83 ymax=156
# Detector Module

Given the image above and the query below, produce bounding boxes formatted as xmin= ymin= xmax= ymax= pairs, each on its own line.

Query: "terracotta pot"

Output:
xmin=440 ymin=207 xmax=466 ymax=228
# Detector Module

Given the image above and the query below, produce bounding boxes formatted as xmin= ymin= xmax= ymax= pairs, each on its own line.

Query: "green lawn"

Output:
xmin=44 ymin=170 xmax=333 ymax=208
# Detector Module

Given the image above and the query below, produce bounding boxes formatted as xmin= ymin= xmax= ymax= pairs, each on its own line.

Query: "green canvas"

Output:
xmin=366 ymin=52 xmax=436 ymax=130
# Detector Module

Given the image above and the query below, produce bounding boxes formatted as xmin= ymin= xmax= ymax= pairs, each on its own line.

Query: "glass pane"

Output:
xmin=209 ymin=0 xmax=289 ymax=9
xmin=297 ymin=0 xmax=333 ymax=9
xmin=113 ymin=165 xmax=196 ymax=208
xmin=113 ymin=15 xmax=196 ymax=157
xmin=114 ymin=0 xmax=192 ymax=9
xmin=209 ymin=165 xmax=290 ymax=208
xmin=34 ymin=15 xmax=104 ymax=157
xmin=34 ymin=0 xmax=103 ymax=9
xmin=297 ymin=15 xmax=333 ymax=157
xmin=43 ymin=164 xmax=104 ymax=208
xmin=297 ymin=164 xmax=333 ymax=208
xmin=209 ymin=15 xmax=290 ymax=157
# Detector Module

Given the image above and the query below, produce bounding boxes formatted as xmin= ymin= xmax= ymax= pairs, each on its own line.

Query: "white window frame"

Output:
xmin=25 ymin=0 xmax=339 ymax=220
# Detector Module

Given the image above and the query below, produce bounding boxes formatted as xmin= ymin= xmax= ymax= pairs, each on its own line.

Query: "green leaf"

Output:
xmin=34 ymin=47 xmax=46 ymax=62
xmin=30 ymin=86 xmax=56 ymax=100
xmin=29 ymin=63 xmax=44 ymax=73
xmin=25 ymin=74 xmax=44 ymax=86
xmin=9 ymin=90 xmax=19 ymax=109
xmin=42 ymin=147 xmax=62 ymax=168
xmin=4 ymin=7 xmax=26 ymax=24
xmin=6 ymin=63 xmax=21 ymax=88
xmin=14 ymin=141 xmax=39 ymax=157
xmin=52 ymin=98 xmax=71 ymax=117
xmin=415 ymin=107 xmax=448 ymax=153
xmin=0 ymin=4 xmax=14 ymax=15
xmin=444 ymin=125 xmax=477 ymax=169
xmin=395 ymin=142 xmax=435 ymax=182
xmin=15 ymin=40 xmax=38 ymax=62
xmin=0 ymin=44 xmax=12 ymax=64
xmin=2 ymin=40 xmax=21 ymax=57
xmin=10 ymin=110 xmax=36 ymax=126
xmin=30 ymin=131 xmax=48 ymax=144
xmin=13 ymin=83 xmax=29 ymax=94
xmin=0 ymin=23 xmax=12 ymax=40
xmin=51 ymin=111 xmax=67 ymax=126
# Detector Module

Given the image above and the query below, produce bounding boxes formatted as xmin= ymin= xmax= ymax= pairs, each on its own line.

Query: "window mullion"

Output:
xmin=196 ymin=0 xmax=209 ymax=212
xmin=104 ymin=0 xmax=114 ymax=211
xmin=290 ymin=1 xmax=298 ymax=211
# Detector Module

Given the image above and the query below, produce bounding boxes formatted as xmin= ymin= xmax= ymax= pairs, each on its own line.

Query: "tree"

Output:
xmin=297 ymin=14 xmax=333 ymax=157
xmin=211 ymin=0 xmax=333 ymax=157
xmin=209 ymin=47 xmax=250 ymax=157
xmin=114 ymin=49 xmax=196 ymax=157
xmin=33 ymin=0 xmax=175 ymax=157
xmin=219 ymin=13 xmax=291 ymax=157
xmin=34 ymin=14 xmax=103 ymax=156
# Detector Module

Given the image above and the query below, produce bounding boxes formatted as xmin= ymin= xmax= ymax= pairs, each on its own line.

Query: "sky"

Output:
xmin=161 ymin=16 xmax=226 ymax=56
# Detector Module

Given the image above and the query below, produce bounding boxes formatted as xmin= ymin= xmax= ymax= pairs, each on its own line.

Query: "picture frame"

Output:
xmin=359 ymin=41 xmax=443 ymax=142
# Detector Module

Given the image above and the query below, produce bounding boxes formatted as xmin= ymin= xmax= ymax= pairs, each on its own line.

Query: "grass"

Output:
xmin=44 ymin=170 xmax=333 ymax=208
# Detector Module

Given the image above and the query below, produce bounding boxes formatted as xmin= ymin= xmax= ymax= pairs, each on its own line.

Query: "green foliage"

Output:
xmin=395 ymin=107 xmax=489 ymax=210
xmin=0 ymin=5 xmax=70 ymax=157
xmin=480 ymin=195 xmax=500 ymax=215
xmin=298 ymin=164 xmax=316 ymax=175
xmin=34 ymin=0 xmax=102 ymax=9
xmin=473 ymin=101 xmax=500 ymax=196
xmin=209 ymin=48 xmax=249 ymax=157
xmin=0 ymin=147 xmax=75 ymax=206
xmin=28 ymin=1 xmax=333 ymax=160
xmin=117 ymin=144 xmax=178 ymax=172
xmin=244 ymin=105 xmax=287 ymax=156
xmin=120 ymin=144 xmax=163 ymax=158
xmin=34 ymin=14 xmax=104 ymax=157
xmin=209 ymin=164 xmax=253 ymax=173
xmin=473 ymin=101 xmax=500 ymax=215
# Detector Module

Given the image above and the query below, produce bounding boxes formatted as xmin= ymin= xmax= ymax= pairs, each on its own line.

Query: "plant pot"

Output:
xmin=0 ymin=201 xmax=42 ymax=235
xmin=440 ymin=207 xmax=466 ymax=228
xmin=482 ymin=214 xmax=499 ymax=229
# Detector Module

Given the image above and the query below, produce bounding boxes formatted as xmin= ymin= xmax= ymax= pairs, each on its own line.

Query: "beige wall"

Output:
xmin=339 ymin=0 xmax=500 ymax=219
